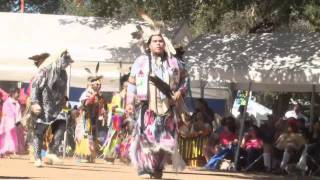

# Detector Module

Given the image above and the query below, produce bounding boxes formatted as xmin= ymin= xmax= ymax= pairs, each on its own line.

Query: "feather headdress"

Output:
xmin=37 ymin=49 xmax=73 ymax=70
xmin=84 ymin=62 xmax=103 ymax=82
xmin=132 ymin=10 xmax=176 ymax=57
xmin=28 ymin=52 xmax=50 ymax=67
xmin=32 ymin=49 xmax=73 ymax=89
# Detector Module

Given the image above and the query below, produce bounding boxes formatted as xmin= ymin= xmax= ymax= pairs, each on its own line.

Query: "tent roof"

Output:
xmin=0 ymin=12 xmax=148 ymax=91
xmin=0 ymin=12 xmax=194 ymax=92
xmin=184 ymin=33 xmax=320 ymax=92
xmin=0 ymin=12 xmax=146 ymax=63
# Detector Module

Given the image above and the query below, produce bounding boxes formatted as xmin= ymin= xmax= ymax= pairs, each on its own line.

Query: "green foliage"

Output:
xmin=2 ymin=0 xmax=320 ymax=34
xmin=59 ymin=0 xmax=93 ymax=16
xmin=304 ymin=1 xmax=320 ymax=31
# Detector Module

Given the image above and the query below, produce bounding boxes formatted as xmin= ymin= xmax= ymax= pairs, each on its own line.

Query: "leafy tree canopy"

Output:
xmin=1 ymin=0 xmax=320 ymax=35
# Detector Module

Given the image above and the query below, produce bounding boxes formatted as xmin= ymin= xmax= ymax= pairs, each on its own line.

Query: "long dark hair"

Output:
xmin=226 ymin=116 xmax=237 ymax=133
xmin=9 ymin=87 xmax=19 ymax=97
xmin=146 ymin=34 xmax=168 ymax=58
xmin=196 ymin=98 xmax=215 ymax=120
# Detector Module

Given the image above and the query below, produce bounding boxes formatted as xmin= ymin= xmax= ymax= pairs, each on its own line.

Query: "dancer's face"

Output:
xmin=91 ymin=80 xmax=101 ymax=92
xmin=13 ymin=91 xmax=19 ymax=100
xmin=148 ymin=35 xmax=165 ymax=56
xmin=60 ymin=51 xmax=73 ymax=69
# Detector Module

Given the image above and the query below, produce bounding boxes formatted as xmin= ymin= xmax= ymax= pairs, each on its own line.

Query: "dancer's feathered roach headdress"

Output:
xmin=32 ymin=49 xmax=74 ymax=89
xmin=84 ymin=62 xmax=103 ymax=82
xmin=37 ymin=49 xmax=73 ymax=70
xmin=131 ymin=10 xmax=176 ymax=57
xmin=28 ymin=53 xmax=50 ymax=68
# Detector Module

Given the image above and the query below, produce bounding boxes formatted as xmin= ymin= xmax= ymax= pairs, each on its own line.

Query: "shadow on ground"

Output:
xmin=43 ymin=165 xmax=130 ymax=174
xmin=0 ymin=176 xmax=39 ymax=179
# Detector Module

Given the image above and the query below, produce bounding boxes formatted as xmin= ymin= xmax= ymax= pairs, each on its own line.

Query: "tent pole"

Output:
xmin=310 ymin=84 xmax=315 ymax=132
xmin=119 ymin=61 xmax=122 ymax=91
xmin=67 ymin=64 xmax=71 ymax=98
xmin=63 ymin=64 xmax=72 ymax=159
xmin=200 ymin=79 xmax=205 ymax=98
xmin=234 ymin=81 xmax=252 ymax=171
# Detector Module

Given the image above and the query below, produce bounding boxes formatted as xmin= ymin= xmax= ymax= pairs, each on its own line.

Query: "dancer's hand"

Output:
xmin=173 ymin=90 xmax=182 ymax=102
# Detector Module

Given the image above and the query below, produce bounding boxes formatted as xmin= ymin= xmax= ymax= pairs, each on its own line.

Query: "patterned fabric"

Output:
xmin=0 ymin=97 xmax=22 ymax=154
xmin=102 ymin=91 xmax=126 ymax=161
xmin=30 ymin=51 xmax=72 ymax=161
xmin=130 ymin=55 xmax=187 ymax=101
xmin=129 ymin=54 xmax=187 ymax=175
xmin=119 ymin=134 xmax=132 ymax=162
xmin=30 ymin=68 xmax=67 ymax=123
xmin=33 ymin=123 xmax=47 ymax=160
xmin=102 ymin=127 xmax=121 ymax=160
xmin=74 ymin=89 xmax=105 ymax=162
xmin=33 ymin=135 xmax=42 ymax=160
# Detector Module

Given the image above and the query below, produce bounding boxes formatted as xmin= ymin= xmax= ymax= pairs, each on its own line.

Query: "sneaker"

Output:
xmin=105 ymin=161 xmax=114 ymax=165
xmin=80 ymin=159 xmax=88 ymax=163
xmin=43 ymin=157 xmax=53 ymax=165
xmin=46 ymin=154 xmax=63 ymax=165
xmin=34 ymin=159 xmax=42 ymax=168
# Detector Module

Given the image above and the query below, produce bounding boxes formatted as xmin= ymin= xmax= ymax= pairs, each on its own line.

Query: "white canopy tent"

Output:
xmin=184 ymin=33 xmax=320 ymax=92
xmin=1 ymin=12 xmax=223 ymax=99
xmin=0 ymin=12 xmax=146 ymax=92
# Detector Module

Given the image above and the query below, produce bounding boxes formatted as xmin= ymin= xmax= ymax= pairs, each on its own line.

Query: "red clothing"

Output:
xmin=0 ymin=88 xmax=8 ymax=101
xmin=219 ymin=129 xmax=236 ymax=146
xmin=0 ymin=88 xmax=8 ymax=119
xmin=244 ymin=138 xmax=263 ymax=150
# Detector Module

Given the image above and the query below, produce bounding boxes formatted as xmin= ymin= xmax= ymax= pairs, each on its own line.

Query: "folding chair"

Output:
xmin=307 ymin=154 xmax=320 ymax=176
xmin=296 ymin=144 xmax=320 ymax=176
xmin=245 ymin=154 xmax=264 ymax=171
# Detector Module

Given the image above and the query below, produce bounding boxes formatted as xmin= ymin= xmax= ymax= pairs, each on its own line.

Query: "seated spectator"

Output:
xmin=276 ymin=120 xmax=306 ymax=170
xmin=203 ymin=133 xmax=220 ymax=162
xmin=192 ymin=112 xmax=211 ymax=137
xmin=219 ymin=116 xmax=237 ymax=147
xmin=194 ymin=98 xmax=215 ymax=131
xmin=241 ymin=126 xmax=263 ymax=170
xmin=203 ymin=117 xmax=229 ymax=162
xmin=204 ymin=116 xmax=238 ymax=170
xmin=178 ymin=111 xmax=211 ymax=138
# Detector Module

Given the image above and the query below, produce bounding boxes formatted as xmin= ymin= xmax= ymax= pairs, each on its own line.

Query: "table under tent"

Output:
xmin=182 ymin=33 xmax=320 ymax=168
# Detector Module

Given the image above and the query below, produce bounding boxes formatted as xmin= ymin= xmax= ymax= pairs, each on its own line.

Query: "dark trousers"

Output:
xmin=246 ymin=148 xmax=263 ymax=170
xmin=49 ymin=120 xmax=66 ymax=155
xmin=33 ymin=120 xmax=66 ymax=160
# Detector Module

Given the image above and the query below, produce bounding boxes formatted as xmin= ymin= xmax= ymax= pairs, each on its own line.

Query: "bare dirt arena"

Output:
xmin=0 ymin=155 xmax=316 ymax=180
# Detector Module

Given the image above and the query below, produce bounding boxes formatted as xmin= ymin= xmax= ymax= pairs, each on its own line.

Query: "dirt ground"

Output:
xmin=0 ymin=155 xmax=314 ymax=180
